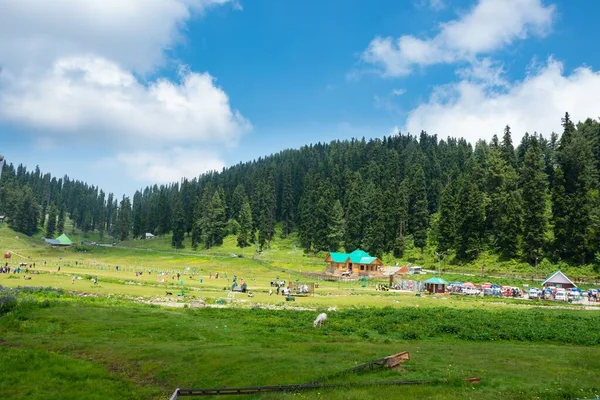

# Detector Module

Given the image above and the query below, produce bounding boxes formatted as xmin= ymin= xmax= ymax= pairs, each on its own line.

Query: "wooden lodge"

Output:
xmin=325 ymin=249 xmax=383 ymax=276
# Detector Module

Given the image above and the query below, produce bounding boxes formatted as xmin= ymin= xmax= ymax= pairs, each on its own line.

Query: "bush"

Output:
xmin=0 ymin=292 xmax=18 ymax=315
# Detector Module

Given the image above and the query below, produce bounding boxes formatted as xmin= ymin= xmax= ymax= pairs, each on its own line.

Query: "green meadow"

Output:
xmin=1 ymin=223 xmax=600 ymax=399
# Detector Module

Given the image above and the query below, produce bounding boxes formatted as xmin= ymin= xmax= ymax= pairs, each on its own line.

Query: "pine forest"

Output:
xmin=2 ymin=112 xmax=600 ymax=269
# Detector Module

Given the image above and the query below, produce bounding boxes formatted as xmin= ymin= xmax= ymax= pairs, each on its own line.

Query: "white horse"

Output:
xmin=313 ymin=313 xmax=327 ymax=328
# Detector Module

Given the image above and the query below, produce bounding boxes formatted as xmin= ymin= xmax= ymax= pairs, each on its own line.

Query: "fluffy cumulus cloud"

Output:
xmin=0 ymin=0 xmax=235 ymax=73
xmin=405 ymin=58 xmax=600 ymax=144
xmin=363 ymin=0 xmax=554 ymax=76
xmin=0 ymin=56 xmax=250 ymax=145
xmin=109 ymin=148 xmax=226 ymax=183
xmin=0 ymin=0 xmax=245 ymax=183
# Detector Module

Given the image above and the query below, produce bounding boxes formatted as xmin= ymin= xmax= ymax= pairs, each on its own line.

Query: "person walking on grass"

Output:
xmin=72 ymin=276 xmax=75 ymax=284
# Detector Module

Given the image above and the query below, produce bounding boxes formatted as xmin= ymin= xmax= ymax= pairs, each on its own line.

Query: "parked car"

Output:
xmin=528 ymin=288 xmax=540 ymax=299
xmin=463 ymin=288 xmax=481 ymax=296
xmin=555 ymin=290 xmax=567 ymax=302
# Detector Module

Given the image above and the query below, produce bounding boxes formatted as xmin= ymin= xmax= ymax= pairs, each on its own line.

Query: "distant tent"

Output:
xmin=145 ymin=233 xmax=155 ymax=239
xmin=45 ymin=233 xmax=72 ymax=246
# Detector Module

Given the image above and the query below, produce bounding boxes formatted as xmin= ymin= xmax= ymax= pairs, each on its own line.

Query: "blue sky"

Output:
xmin=1 ymin=0 xmax=600 ymax=196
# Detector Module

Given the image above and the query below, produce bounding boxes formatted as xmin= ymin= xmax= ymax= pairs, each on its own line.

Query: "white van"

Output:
xmin=555 ymin=290 xmax=567 ymax=302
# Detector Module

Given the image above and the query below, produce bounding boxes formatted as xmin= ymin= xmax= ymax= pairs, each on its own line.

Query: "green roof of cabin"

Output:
xmin=328 ymin=249 xmax=378 ymax=264
xmin=56 ymin=233 xmax=72 ymax=245
xmin=423 ymin=277 xmax=448 ymax=285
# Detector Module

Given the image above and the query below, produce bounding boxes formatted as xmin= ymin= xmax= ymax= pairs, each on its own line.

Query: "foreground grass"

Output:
xmin=1 ymin=291 xmax=599 ymax=400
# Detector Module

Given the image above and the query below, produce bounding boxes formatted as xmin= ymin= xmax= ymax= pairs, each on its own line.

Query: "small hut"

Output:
xmin=542 ymin=271 xmax=576 ymax=289
xmin=423 ymin=277 xmax=448 ymax=294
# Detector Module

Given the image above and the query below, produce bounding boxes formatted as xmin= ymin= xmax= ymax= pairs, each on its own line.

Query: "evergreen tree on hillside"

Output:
xmin=437 ymin=182 xmax=456 ymax=253
xmin=237 ymin=196 xmax=253 ymax=248
xmin=10 ymin=186 xmax=40 ymax=236
xmin=408 ymin=164 xmax=428 ymax=253
xmin=201 ymin=191 xmax=227 ymax=249
xmin=231 ymin=184 xmax=246 ymax=225
xmin=327 ymin=200 xmax=345 ymax=251
xmin=132 ymin=190 xmax=143 ymax=239
xmin=298 ymin=173 xmax=319 ymax=251
xmin=46 ymin=203 xmax=58 ymax=238
xmin=117 ymin=196 xmax=131 ymax=241
xmin=171 ymin=197 xmax=185 ymax=249
xmin=500 ymin=125 xmax=517 ymax=168
xmin=255 ymin=179 xmax=276 ymax=249
xmin=455 ymin=177 xmax=485 ymax=260
xmin=393 ymin=180 xmax=409 ymax=257
xmin=191 ymin=197 xmax=202 ymax=250
xmin=313 ymin=184 xmax=335 ymax=252
xmin=57 ymin=203 xmax=65 ymax=235
xmin=362 ymin=182 xmax=385 ymax=258
xmin=521 ymin=135 xmax=548 ymax=263
xmin=280 ymin=165 xmax=294 ymax=238
xmin=344 ymin=172 xmax=366 ymax=251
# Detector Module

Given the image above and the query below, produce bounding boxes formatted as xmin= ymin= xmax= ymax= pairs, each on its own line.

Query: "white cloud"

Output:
xmin=415 ymin=0 xmax=446 ymax=11
xmin=0 ymin=0 xmax=247 ymax=185
xmin=0 ymin=0 xmax=237 ymax=73
xmin=109 ymin=148 xmax=226 ymax=184
xmin=362 ymin=0 xmax=554 ymax=77
xmin=392 ymin=88 xmax=406 ymax=96
xmin=405 ymin=58 xmax=600 ymax=145
xmin=0 ymin=56 xmax=250 ymax=146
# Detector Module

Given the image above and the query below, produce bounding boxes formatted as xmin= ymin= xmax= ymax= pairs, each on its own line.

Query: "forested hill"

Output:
xmin=2 ymin=112 xmax=600 ymax=266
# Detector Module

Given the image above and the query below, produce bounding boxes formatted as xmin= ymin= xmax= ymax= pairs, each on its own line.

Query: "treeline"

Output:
xmin=0 ymin=165 xmax=125 ymax=239
xmin=1 ymin=112 xmax=600 ymax=266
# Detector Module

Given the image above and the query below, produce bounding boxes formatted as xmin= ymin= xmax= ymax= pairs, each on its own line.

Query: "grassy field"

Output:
xmin=2 ymin=223 xmax=600 ymax=399
xmin=1 ymin=289 xmax=600 ymax=400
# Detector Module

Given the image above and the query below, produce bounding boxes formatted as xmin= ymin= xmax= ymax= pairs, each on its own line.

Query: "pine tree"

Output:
xmin=394 ymin=180 xmax=409 ymax=257
xmin=327 ymin=200 xmax=345 ymax=251
xmin=280 ymin=165 xmax=294 ymax=238
xmin=521 ymin=136 xmax=548 ymax=263
xmin=132 ymin=190 xmax=143 ymax=239
xmin=201 ymin=191 xmax=227 ymax=248
xmin=46 ymin=203 xmax=58 ymax=238
xmin=345 ymin=172 xmax=365 ymax=251
xmin=313 ymin=185 xmax=334 ymax=252
xmin=437 ymin=182 xmax=456 ymax=253
xmin=500 ymin=125 xmax=517 ymax=168
xmin=409 ymin=164 xmax=429 ymax=253
xmin=57 ymin=203 xmax=65 ymax=235
xmin=231 ymin=184 xmax=246 ymax=223
xmin=117 ymin=196 xmax=131 ymax=241
xmin=298 ymin=173 xmax=320 ymax=251
xmin=455 ymin=177 xmax=485 ymax=260
xmin=237 ymin=196 xmax=253 ymax=248
xmin=361 ymin=182 xmax=385 ymax=258
xmin=191 ymin=196 xmax=202 ymax=250
xmin=171 ymin=197 xmax=185 ymax=249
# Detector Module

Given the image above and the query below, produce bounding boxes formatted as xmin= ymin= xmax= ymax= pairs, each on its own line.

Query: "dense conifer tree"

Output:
xmin=46 ymin=203 xmax=58 ymax=238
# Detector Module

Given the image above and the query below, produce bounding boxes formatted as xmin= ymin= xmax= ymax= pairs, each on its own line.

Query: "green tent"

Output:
xmin=56 ymin=233 xmax=73 ymax=246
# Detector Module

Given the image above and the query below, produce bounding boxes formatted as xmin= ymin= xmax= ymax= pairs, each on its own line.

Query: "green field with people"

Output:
xmin=2 ymin=223 xmax=600 ymax=399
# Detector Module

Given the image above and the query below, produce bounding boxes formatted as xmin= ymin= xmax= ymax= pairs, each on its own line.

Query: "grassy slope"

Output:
xmin=1 ymin=297 xmax=599 ymax=400
xmin=2 ymin=222 xmax=600 ymax=399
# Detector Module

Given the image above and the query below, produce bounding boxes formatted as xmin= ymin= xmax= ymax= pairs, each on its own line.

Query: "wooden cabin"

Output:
xmin=325 ymin=249 xmax=383 ymax=276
